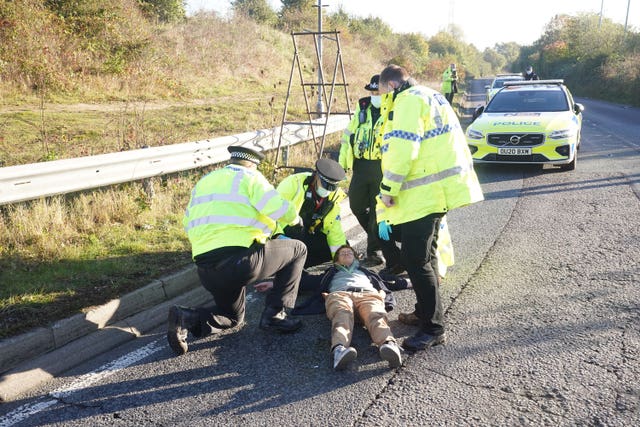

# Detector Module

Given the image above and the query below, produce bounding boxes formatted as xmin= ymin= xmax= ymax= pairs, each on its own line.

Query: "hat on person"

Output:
xmin=450 ymin=63 xmax=456 ymax=71
xmin=315 ymin=158 xmax=346 ymax=191
xmin=364 ymin=74 xmax=380 ymax=91
xmin=227 ymin=145 xmax=265 ymax=165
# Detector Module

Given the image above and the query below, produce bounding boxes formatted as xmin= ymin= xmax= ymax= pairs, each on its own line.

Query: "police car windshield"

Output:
xmin=486 ymin=89 xmax=569 ymax=113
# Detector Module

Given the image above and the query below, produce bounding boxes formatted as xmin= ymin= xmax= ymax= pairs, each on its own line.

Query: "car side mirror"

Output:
xmin=472 ymin=106 xmax=485 ymax=122
xmin=574 ymin=103 xmax=584 ymax=114
xmin=484 ymin=85 xmax=490 ymax=89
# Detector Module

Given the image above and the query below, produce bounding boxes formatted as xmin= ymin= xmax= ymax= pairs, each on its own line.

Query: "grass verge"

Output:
xmin=0 ymin=139 xmax=341 ymax=339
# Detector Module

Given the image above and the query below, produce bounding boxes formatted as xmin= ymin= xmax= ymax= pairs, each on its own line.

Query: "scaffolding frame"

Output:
xmin=274 ymin=30 xmax=352 ymax=170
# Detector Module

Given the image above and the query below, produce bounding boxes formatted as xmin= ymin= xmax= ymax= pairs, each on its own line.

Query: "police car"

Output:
xmin=485 ymin=73 xmax=525 ymax=104
xmin=466 ymin=80 xmax=584 ymax=171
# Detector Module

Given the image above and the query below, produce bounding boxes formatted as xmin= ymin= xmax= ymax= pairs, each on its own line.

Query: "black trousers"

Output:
xmin=284 ymin=225 xmax=332 ymax=268
xmin=349 ymin=159 xmax=383 ymax=255
xmin=194 ymin=239 xmax=307 ymax=337
xmin=384 ymin=213 xmax=445 ymax=335
xmin=445 ymin=92 xmax=454 ymax=104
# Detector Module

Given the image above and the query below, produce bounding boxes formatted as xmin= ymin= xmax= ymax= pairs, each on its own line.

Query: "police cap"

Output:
xmin=364 ymin=74 xmax=380 ymax=91
xmin=315 ymin=158 xmax=345 ymax=191
xmin=227 ymin=145 xmax=265 ymax=165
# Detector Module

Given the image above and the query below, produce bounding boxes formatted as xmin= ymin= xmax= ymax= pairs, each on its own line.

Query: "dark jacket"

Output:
xmin=292 ymin=264 xmax=408 ymax=315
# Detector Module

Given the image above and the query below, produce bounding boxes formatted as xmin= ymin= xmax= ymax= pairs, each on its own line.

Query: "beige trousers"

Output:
xmin=324 ymin=290 xmax=395 ymax=349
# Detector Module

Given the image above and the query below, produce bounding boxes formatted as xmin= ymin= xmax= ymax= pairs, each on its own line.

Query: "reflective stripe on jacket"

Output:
xmin=183 ymin=164 xmax=298 ymax=258
xmin=376 ymin=84 xmax=484 ymax=225
xmin=276 ymin=172 xmax=347 ymax=256
xmin=339 ymin=98 xmax=383 ymax=170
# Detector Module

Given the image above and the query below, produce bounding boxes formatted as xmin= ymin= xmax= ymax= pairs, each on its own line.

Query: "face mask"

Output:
xmin=316 ymin=186 xmax=331 ymax=198
xmin=370 ymin=95 xmax=381 ymax=108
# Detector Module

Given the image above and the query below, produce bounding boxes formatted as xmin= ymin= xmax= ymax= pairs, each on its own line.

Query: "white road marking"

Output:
xmin=0 ymin=340 xmax=163 ymax=427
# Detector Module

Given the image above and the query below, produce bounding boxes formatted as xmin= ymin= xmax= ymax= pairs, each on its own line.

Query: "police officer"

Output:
xmin=339 ymin=74 xmax=385 ymax=267
xmin=523 ymin=65 xmax=539 ymax=80
xmin=377 ymin=65 xmax=484 ymax=351
xmin=167 ymin=145 xmax=308 ymax=356
xmin=277 ymin=158 xmax=347 ymax=268
xmin=441 ymin=63 xmax=458 ymax=104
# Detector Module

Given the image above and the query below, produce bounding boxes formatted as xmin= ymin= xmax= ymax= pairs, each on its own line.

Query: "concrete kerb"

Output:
xmin=0 ymin=267 xmax=205 ymax=402
xmin=0 ymin=199 xmax=363 ymax=402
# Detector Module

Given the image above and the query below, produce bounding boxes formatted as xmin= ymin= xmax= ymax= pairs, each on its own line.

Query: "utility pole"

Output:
xmin=313 ymin=0 xmax=327 ymax=118
xmin=624 ymin=0 xmax=630 ymax=34
xmin=598 ymin=0 xmax=603 ymax=28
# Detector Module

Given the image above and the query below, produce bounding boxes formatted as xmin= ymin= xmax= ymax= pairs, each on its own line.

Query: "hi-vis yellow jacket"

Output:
xmin=441 ymin=67 xmax=456 ymax=94
xmin=376 ymin=84 xmax=483 ymax=225
xmin=339 ymin=97 xmax=383 ymax=170
xmin=183 ymin=164 xmax=298 ymax=258
xmin=276 ymin=172 xmax=347 ymax=256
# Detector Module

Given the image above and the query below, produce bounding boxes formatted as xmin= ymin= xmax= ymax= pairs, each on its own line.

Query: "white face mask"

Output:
xmin=316 ymin=186 xmax=331 ymax=198
xmin=370 ymin=95 xmax=381 ymax=108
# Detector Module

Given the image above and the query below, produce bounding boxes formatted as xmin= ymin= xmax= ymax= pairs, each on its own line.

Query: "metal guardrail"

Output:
xmin=0 ymin=116 xmax=349 ymax=206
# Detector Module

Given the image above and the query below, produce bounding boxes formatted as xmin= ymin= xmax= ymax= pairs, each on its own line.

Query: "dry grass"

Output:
xmin=0 ymin=7 xmax=412 ymax=338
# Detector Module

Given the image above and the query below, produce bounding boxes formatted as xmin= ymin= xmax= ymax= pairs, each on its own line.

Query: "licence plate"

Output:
xmin=498 ymin=147 xmax=531 ymax=155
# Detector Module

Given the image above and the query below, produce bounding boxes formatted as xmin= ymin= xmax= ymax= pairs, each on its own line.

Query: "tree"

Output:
xmin=428 ymin=31 xmax=463 ymax=57
xmin=482 ymin=48 xmax=506 ymax=73
xmin=278 ymin=0 xmax=316 ymax=32
xmin=232 ymin=0 xmax=277 ymax=26
xmin=494 ymin=42 xmax=521 ymax=68
xmin=138 ymin=0 xmax=185 ymax=23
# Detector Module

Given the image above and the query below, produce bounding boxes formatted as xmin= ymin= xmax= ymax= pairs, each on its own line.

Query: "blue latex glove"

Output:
xmin=276 ymin=234 xmax=291 ymax=239
xmin=378 ymin=221 xmax=392 ymax=241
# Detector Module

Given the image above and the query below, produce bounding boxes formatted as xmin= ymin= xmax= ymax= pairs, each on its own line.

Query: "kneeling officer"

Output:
xmin=277 ymin=158 xmax=347 ymax=267
xmin=167 ymin=145 xmax=308 ymax=356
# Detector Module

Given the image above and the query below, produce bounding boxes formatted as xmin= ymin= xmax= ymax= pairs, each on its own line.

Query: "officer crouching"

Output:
xmin=276 ymin=158 xmax=347 ymax=268
xmin=167 ymin=145 xmax=308 ymax=356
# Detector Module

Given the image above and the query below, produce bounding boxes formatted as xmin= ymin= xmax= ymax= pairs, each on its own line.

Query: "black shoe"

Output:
xmin=361 ymin=250 xmax=386 ymax=267
xmin=167 ymin=305 xmax=200 ymax=356
xmin=401 ymin=331 xmax=446 ymax=352
xmin=259 ymin=307 xmax=302 ymax=333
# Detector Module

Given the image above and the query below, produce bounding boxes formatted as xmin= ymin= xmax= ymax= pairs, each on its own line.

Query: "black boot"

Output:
xmin=361 ymin=250 xmax=386 ymax=267
xmin=167 ymin=305 xmax=200 ymax=355
xmin=259 ymin=306 xmax=302 ymax=333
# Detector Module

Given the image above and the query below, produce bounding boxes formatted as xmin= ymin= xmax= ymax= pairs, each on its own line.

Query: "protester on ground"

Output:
xmin=376 ymin=64 xmax=484 ymax=352
xmin=441 ymin=63 xmax=458 ymax=104
xmin=167 ymin=145 xmax=308 ymax=356
xmin=297 ymin=244 xmax=406 ymax=370
xmin=339 ymin=74 xmax=386 ymax=267
xmin=276 ymin=158 xmax=347 ymax=268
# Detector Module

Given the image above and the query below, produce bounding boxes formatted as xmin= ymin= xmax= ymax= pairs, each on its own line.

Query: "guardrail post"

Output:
xmin=140 ymin=146 xmax=155 ymax=201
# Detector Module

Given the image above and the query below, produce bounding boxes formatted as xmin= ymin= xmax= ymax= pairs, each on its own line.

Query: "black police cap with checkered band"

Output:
xmin=315 ymin=158 xmax=345 ymax=186
xmin=227 ymin=145 xmax=265 ymax=165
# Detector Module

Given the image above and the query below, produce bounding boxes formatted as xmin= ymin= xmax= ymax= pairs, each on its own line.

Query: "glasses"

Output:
xmin=318 ymin=177 xmax=337 ymax=192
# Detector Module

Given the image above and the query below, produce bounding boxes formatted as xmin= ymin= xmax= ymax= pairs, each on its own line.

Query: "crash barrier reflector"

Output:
xmin=0 ymin=116 xmax=349 ymax=206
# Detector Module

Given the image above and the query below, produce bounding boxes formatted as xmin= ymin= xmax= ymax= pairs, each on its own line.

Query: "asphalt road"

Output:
xmin=1 ymin=81 xmax=639 ymax=426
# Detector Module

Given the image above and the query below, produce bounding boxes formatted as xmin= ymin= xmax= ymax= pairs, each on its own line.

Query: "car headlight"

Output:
xmin=466 ymin=128 xmax=484 ymax=140
xmin=549 ymin=128 xmax=577 ymax=139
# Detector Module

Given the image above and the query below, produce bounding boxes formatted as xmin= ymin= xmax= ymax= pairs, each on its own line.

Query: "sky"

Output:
xmin=185 ymin=0 xmax=638 ymax=50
